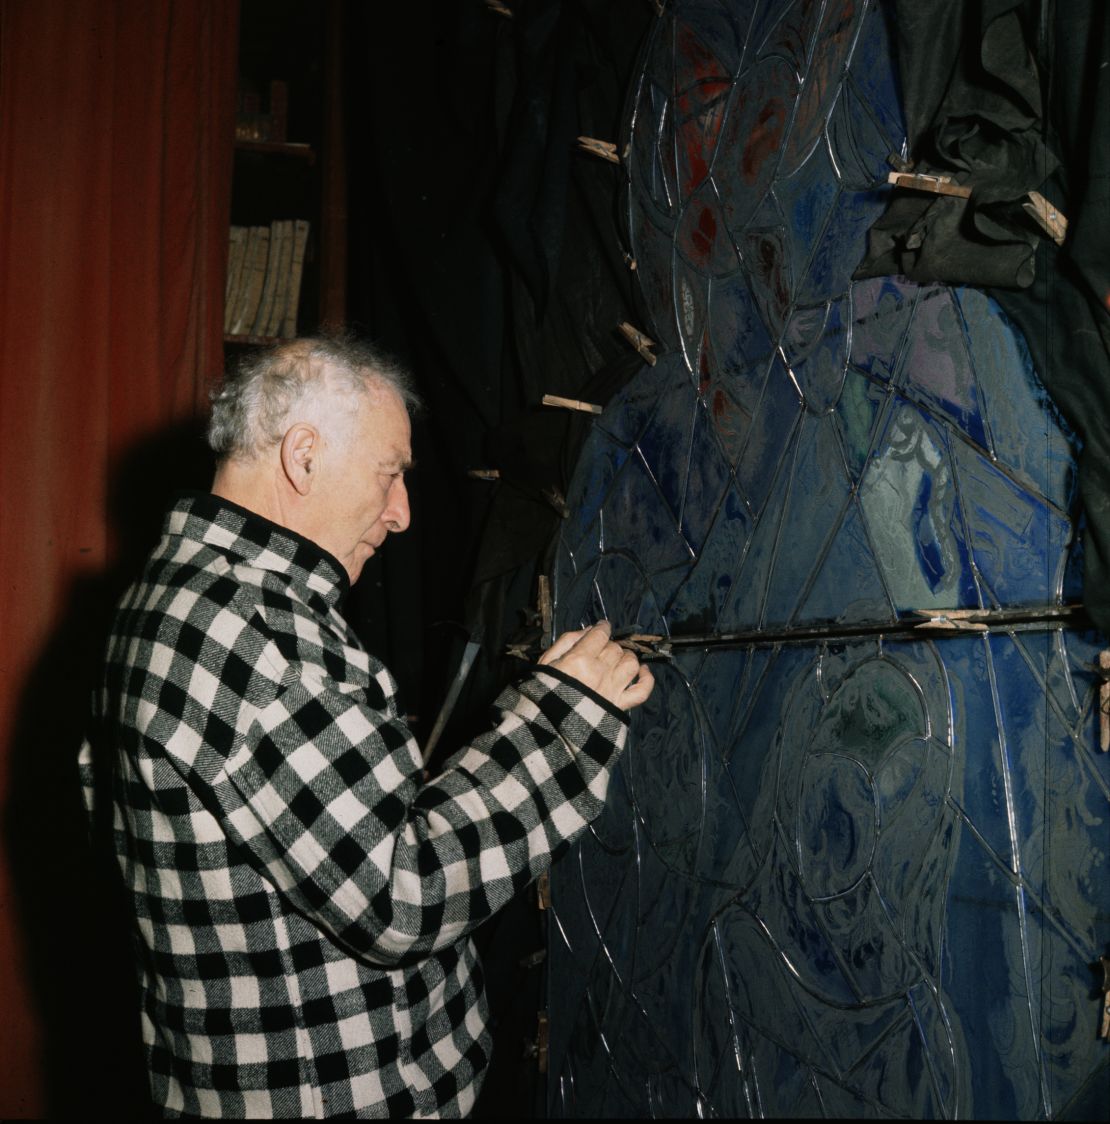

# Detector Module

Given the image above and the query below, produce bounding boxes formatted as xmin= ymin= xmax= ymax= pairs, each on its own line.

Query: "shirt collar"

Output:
xmin=165 ymin=491 xmax=351 ymax=610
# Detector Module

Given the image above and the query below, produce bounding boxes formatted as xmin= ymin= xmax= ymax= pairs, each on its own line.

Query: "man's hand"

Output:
xmin=537 ymin=620 xmax=655 ymax=711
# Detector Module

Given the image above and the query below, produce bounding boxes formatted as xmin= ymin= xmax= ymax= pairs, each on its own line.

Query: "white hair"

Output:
xmin=208 ymin=334 xmax=420 ymax=461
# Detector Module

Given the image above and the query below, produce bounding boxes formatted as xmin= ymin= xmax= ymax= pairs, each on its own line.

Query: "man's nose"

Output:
xmin=384 ymin=477 xmax=410 ymax=533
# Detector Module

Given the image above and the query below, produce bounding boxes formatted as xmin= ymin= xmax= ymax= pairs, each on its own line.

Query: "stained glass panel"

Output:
xmin=547 ymin=0 xmax=1110 ymax=1117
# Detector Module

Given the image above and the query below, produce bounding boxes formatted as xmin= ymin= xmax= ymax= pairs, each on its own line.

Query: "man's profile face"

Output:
xmin=314 ymin=383 xmax=412 ymax=584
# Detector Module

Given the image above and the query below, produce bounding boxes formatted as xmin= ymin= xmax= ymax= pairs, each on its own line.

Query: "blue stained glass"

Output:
xmin=796 ymin=495 xmax=894 ymax=623
xmin=547 ymin=0 xmax=1110 ymax=1118
xmin=849 ymin=276 xmax=916 ymax=383
xmin=666 ymin=479 xmax=752 ymax=631
xmin=828 ymin=73 xmax=902 ymax=192
xmin=771 ymin=141 xmax=841 ymax=290
xmin=673 ymin=255 xmax=713 ymax=373
xmin=629 ymin=203 xmax=681 ymax=349
xmin=897 ymin=286 xmax=991 ymax=448
xmin=857 ymin=396 xmax=979 ymax=611
xmin=709 ymin=270 xmax=775 ymax=383
xmin=800 ymin=182 xmax=890 ymax=305
xmin=732 ymin=352 xmax=803 ymax=517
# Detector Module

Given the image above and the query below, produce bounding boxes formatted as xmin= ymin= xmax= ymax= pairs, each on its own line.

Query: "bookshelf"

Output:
xmin=224 ymin=0 xmax=346 ymax=347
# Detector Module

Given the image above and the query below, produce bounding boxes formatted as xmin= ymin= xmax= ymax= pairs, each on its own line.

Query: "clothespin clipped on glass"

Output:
xmin=616 ymin=632 xmax=664 ymax=657
xmin=542 ymin=393 xmax=603 ymax=415
xmin=523 ymin=1010 xmax=549 ymax=1073
xmin=1097 ymin=955 xmax=1110 ymax=1040
xmin=543 ymin=487 xmax=570 ymax=519
xmin=886 ymin=170 xmax=972 ymax=199
xmin=1099 ymin=652 xmax=1110 ymax=753
xmin=576 ymin=136 xmax=619 ymax=164
xmin=618 ymin=321 xmax=658 ymax=366
xmin=1023 ymin=191 xmax=1068 ymax=246
xmin=537 ymin=575 xmax=553 ymax=646
xmin=911 ymin=608 xmax=989 ymax=633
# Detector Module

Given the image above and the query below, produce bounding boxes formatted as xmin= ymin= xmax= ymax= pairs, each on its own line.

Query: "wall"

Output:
xmin=0 ymin=2 xmax=235 ymax=1113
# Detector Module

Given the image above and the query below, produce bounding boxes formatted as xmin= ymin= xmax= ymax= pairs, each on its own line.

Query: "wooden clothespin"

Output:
xmin=537 ymin=574 xmax=552 ymax=644
xmin=1097 ymin=955 xmax=1110 ymax=1038
xmin=536 ymin=871 xmax=551 ymax=910
xmin=542 ymin=393 xmax=603 ymax=415
xmin=617 ymin=632 xmax=663 ymax=656
xmin=543 ymin=487 xmax=570 ymax=519
xmin=577 ymin=136 xmax=619 ymax=164
xmin=523 ymin=1010 xmax=549 ymax=1073
xmin=887 ymin=171 xmax=972 ymax=199
xmin=467 ymin=468 xmax=500 ymax=481
xmin=1099 ymin=651 xmax=1110 ymax=752
xmin=618 ymin=321 xmax=658 ymax=366
xmin=1023 ymin=191 xmax=1067 ymax=246
xmin=911 ymin=607 xmax=989 ymax=633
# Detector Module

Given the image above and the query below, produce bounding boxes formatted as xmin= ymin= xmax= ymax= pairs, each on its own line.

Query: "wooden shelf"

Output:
xmin=234 ymin=138 xmax=316 ymax=164
xmin=224 ymin=333 xmax=285 ymax=347
xmin=225 ymin=0 xmax=344 ymax=346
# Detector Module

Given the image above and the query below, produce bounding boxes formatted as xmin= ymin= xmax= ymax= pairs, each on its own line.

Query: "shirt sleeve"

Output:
xmin=209 ymin=662 xmax=629 ymax=966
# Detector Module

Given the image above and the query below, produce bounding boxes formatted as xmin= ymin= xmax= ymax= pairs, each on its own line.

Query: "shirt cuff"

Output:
xmin=517 ymin=662 xmax=631 ymax=725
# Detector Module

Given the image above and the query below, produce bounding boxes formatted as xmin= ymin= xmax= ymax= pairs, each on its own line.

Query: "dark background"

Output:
xmin=9 ymin=1 xmax=656 ymax=1117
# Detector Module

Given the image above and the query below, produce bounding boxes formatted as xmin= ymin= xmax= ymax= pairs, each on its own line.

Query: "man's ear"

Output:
xmin=280 ymin=423 xmax=319 ymax=496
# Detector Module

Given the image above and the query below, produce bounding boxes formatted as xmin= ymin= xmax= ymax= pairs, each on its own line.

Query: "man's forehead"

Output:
xmin=359 ymin=389 xmax=411 ymax=464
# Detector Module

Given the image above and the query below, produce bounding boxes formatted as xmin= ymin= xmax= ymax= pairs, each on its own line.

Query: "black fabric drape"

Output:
xmin=346 ymin=4 xmax=651 ymax=1114
xmin=348 ymin=0 xmax=651 ymax=727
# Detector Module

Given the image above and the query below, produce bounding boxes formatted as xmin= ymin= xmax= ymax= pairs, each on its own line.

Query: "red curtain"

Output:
xmin=0 ymin=1 xmax=237 ymax=1113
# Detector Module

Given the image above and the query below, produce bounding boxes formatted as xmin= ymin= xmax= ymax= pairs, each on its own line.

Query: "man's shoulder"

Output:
xmin=111 ymin=537 xmax=291 ymax=680
xmin=115 ymin=528 xmax=383 ymax=699
xmin=126 ymin=534 xmax=264 ymax=626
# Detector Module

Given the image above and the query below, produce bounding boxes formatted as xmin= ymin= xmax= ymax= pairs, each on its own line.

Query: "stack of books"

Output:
xmin=224 ymin=219 xmax=310 ymax=340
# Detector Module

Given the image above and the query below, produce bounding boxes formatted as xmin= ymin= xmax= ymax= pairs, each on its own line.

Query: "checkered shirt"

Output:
xmin=78 ymin=492 xmax=628 ymax=1118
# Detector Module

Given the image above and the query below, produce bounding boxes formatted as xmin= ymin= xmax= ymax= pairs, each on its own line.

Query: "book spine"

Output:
xmin=231 ymin=225 xmax=270 ymax=337
xmin=251 ymin=220 xmax=283 ymax=337
xmin=224 ymin=225 xmax=248 ymax=334
xmin=282 ymin=219 xmax=311 ymax=339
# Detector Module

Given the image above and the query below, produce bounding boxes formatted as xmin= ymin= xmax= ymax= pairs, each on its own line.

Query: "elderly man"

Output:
xmin=79 ymin=336 xmax=653 ymax=1118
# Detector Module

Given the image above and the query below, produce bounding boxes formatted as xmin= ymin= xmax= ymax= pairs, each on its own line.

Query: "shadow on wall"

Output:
xmin=3 ymin=419 xmax=215 ymax=1118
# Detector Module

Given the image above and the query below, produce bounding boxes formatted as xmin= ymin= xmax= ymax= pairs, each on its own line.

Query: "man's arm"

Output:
xmin=212 ymin=622 xmax=652 ymax=966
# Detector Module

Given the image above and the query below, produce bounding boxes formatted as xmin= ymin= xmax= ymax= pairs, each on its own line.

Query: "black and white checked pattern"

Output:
xmin=79 ymin=492 xmax=628 ymax=1118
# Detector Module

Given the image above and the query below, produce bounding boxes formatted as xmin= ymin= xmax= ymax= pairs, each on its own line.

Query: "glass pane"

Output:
xmin=549 ymin=1 xmax=1108 ymax=1118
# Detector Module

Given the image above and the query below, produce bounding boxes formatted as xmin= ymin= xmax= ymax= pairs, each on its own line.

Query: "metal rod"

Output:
xmin=423 ymin=639 xmax=482 ymax=766
xmin=616 ymin=604 xmax=1090 ymax=655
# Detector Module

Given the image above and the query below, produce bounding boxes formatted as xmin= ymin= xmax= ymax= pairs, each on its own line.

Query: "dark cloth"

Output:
xmin=78 ymin=492 xmax=629 ymax=1117
xmin=857 ymin=0 xmax=1110 ymax=629
xmin=858 ymin=0 xmax=1057 ymax=287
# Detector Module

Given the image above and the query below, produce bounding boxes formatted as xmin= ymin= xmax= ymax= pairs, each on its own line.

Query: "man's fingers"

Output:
xmin=618 ymin=664 xmax=655 ymax=708
xmin=538 ymin=620 xmax=654 ymax=713
xmin=540 ymin=621 xmax=612 ymax=666
xmin=537 ymin=627 xmax=587 ymax=665
xmin=575 ymin=620 xmax=613 ymax=657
